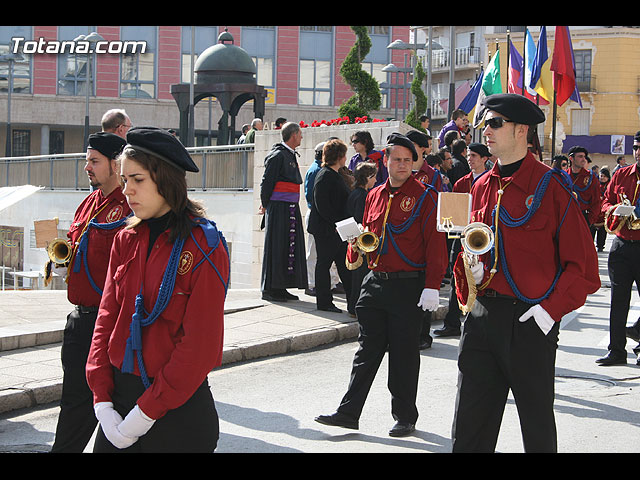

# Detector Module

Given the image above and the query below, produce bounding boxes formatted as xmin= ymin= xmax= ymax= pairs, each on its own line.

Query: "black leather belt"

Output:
xmin=479 ymin=289 xmax=517 ymax=300
xmin=372 ymin=270 xmax=423 ymax=280
xmin=75 ymin=305 xmax=99 ymax=314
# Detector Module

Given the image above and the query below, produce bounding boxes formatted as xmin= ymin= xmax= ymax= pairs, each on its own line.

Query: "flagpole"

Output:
xmin=522 ymin=26 xmax=527 ymax=96
xmin=506 ymin=29 xmax=510 ymax=92
xmin=551 ymin=90 xmax=557 ymax=159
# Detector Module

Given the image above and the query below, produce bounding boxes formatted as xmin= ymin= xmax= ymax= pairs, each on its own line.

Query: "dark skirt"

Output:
xmin=93 ymin=368 xmax=219 ymax=453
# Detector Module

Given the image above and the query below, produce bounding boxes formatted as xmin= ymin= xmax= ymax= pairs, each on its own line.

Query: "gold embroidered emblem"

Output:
xmin=400 ymin=196 xmax=415 ymax=212
xmin=177 ymin=251 xmax=194 ymax=275
xmin=105 ymin=205 xmax=123 ymax=223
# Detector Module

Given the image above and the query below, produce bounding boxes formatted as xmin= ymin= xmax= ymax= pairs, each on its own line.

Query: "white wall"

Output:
xmin=0 ymin=188 xmax=253 ymax=289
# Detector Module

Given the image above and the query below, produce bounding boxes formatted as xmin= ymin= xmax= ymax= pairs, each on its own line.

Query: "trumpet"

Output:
xmin=355 ymin=230 xmax=380 ymax=253
xmin=47 ymin=238 xmax=73 ymax=266
xmin=460 ymin=222 xmax=494 ymax=265
xmin=605 ymin=196 xmax=640 ymax=234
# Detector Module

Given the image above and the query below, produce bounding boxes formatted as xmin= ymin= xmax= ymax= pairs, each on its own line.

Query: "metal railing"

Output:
xmin=0 ymin=143 xmax=255 ymax=190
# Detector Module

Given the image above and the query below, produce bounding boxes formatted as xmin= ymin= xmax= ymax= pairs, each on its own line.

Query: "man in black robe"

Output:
xmin=259 ymin=122 xmax=308 ymax=301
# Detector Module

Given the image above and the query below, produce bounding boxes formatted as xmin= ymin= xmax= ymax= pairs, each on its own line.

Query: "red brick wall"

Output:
xmin=275 ymin=26 xmax=300 ymax=105
xmin=95 ymin=26 xmax=120 ymax=98
xmin=157 ymin=26 xmax=181 ymax=100
xmin=32 ymin=26 xmax=57 ymax=95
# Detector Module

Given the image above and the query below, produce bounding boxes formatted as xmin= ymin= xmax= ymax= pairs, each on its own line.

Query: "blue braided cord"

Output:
xmin=190 ymin=227 xmax=231 ymax=296
xmin=122 ymin=235 xmax=185 ymax=389
xmin=430 ymin=169 xmax=442 ymax=188
xmin=570 ymin=169 xmax=595 ymax=205
xmin=496 ymin=225 xmax=563 ymax=304
xmin=380 ymin=189 xmax=434 ymax=268
xmin=72 ymin=216 xmax=130 ymax=295
xmin=486 ymin=169 xmax=578 ymax=303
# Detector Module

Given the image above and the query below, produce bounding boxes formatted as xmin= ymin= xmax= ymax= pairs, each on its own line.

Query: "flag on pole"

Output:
xmin=507 ymin=40 xmax=547 ymax=105
xmin=472 ymin=48 xmax=502 ymax=127
xmin=551 ymin=25 xmax=582 ymax=107
xmin=458 ymin=71 xmax=484 ymax=115
xmin=523 ymin=28 xmax=541 ymax=99
xmin=529 ymin=26 xmax=554 ymax=103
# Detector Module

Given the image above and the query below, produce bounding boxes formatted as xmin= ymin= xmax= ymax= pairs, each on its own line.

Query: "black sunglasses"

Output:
xmin=484 ymin=117 xmax=514 ymax=129
xmin=633 ymin=145 xmax=640 ymax=151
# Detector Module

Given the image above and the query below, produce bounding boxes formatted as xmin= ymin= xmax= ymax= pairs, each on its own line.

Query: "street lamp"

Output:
xmin=0 ymin=51 xmax=26 ymax=157
xmin=74 ymin=32 xmax=105 ymax=150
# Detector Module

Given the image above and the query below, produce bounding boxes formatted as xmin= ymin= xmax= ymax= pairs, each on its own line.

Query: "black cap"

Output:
xmin=568 ymin=145 xmax=589 ymax=157
xmin=87 ymin=132 xmax=126 ymax=160
xmin=468 ymin=142 xmax=491 ymax=158
xmin=385 ymin=132 xmax=418 ymax=162
xmin=405 ymin=130 xmax=431 ymax=149
xmin=125 ymin=126 xmax=199 ymax=173
xmin=477 ymin=93 xmax=545 ymax=127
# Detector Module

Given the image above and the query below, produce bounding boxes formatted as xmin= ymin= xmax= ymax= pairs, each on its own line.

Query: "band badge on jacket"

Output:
xmin=400 ymin=196 xmax=416 ymax=212
xmin=525 ymin=194 xmax=534 ymax=209
xmin=105 ymin=205 xmax=124 ymax=223
xmin=178 ymin=251 xmax=194 ymax=275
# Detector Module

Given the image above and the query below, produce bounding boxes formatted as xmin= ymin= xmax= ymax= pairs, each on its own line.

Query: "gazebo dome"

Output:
xmin=194 ymin=29 xmax=256 ymax=85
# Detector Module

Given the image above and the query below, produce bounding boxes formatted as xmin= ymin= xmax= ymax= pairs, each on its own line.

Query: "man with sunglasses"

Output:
xmin=598 ymin=131 xmax=640 ymax=366
xmin=450 ymin=93 xmax=600 ymax=452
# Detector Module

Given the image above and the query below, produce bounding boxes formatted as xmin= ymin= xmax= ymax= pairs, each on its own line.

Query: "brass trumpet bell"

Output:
xmin=356 ymin=231 xmax=380 ymax=253
xmin=461 ymin=222 xmax=494 ymax=258
xmin=47 ymin=238 xmax=72 ymax=266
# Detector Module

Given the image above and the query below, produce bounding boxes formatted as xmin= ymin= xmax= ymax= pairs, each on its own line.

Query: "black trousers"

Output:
xmin=607 ymin=237 xmax=640 ymax=357
xmin=51 ymin=308 xmax=98 ymax=453
xmin=451 ymin=295 xmax=559 ymax=453
xmin=337 ymin=271 xmax=424 ymax=424
xmin=443 ymin=238 xmax=463 ymax=330
xmin=313 ymin=231 xmax=352 ymax=311
xmin=93 ymin=368 xmax=219 ymax=453
xmin=590 ymin=224 xmax=607 ymax=250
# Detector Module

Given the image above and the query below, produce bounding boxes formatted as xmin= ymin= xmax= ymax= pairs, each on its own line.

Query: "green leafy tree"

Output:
xmin=405 ymin=57 xmax=428 ymax=132
xmin=338 ymin=26 xmax=382 ymax=122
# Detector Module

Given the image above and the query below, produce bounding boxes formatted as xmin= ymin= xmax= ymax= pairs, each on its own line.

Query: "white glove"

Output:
xmin=518 ymin=304 xmax=556 ymax=336
xmin=94 ymin=402 xmax=137 ymax=449
xmin=469 ymin=261 xmax=484 ymax=285
xmin=417 ymin=288 xmax=440 ymax=312
xmin=52 ymin=264 xmax=68 ymax=280
xmin=117 ymin=404 xmax=156 ymax=440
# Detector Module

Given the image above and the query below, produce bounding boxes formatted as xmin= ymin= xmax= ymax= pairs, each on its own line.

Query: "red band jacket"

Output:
xmin=463 ymin=153 xmax=600 ymax=321
xmin=66 ymin=187 xmax=131 ymax=307
xmin=346 ymin=176 xmax=447 ymax=290
xmin=86 ymin=220 xmax=229 ymax=419
xmin=565 ymin=166 xmax=602 ymax=225
xmin=602 ymin=162 xmax=640 ymax=241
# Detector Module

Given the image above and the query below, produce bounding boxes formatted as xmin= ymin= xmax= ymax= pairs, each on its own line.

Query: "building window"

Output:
xmin=49 ymin=130 xmax=64 ymax=155
xmin=0 ymin=26 xmax=31 ymax=94
xmin=242 ymin=26 xmax=275 ymax=89
xmin=181 ymin=26 xmax=218 ymax=84
xmin=57 ymin=26 xmax=95 ymax=96
xmin=299 ymin=27 xmax=333 ymax=106
xmin=12 ymin=129 xmax=30 ymax=156
xmin=121 ymin=26 xmax=156 ymax=99
xmin=574 ymin=49 xmax=592 ymax=92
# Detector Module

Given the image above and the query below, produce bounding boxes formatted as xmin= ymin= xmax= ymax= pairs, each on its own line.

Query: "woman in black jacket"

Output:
xmin=307 ymin=139 xmax=353 ymax=313
xmin=346 ymin=162 xmax=378 ymax=316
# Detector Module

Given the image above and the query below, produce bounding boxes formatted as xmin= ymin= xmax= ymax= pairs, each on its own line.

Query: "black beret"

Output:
xmin=87 ymin=132 xmax=126 ymax=159
xmin=479 ymin=93 xmax=545 ymax=126
xmin=568 ymin=145 xmax=589 ymax=156
xmin=635 ymin=131 xmax=640 ymax=141
xmin=125 ymin=126 xmax=199 ymax=173
xmin=385 ymin=132 xmax=418 ymax=162
xmin=468 ymin=142 xmax=491 ymax=158
xmin=405 ymin=130 xmax=431 ymax=149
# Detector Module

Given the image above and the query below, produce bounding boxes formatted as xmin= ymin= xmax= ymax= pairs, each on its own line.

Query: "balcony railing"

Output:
xmin=0 ymin=144 xmax=254 ymax=191
xmin=430 ymin=47 xmax=482 ymax=71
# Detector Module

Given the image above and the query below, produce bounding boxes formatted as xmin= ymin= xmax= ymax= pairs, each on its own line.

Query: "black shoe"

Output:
xmin=314 ymin=412 xmax=359 ymax=430
xmin=595 ymin=353 xmax=627 ymax=366
xmin=305 ymin=288 xmax=316 ymax=297
xmin=331 ymin=283 xmax=346 ymax=294
xmin=318 ymin=304 xmax=342 ymax=314
xmin=419 ymin=337 xmax=433 ymax=350
xmin=261 ymin=291 xmax=288 ymax=302
xmin=433 ymin=326 xmax=461 ymax=337
xmin=626 ymin=327 xmax=640 ymax=343
xmin=283 ymin=290 xmax=299 ymax=300
xmin=388 ymin=421 xmax=415 ymax=437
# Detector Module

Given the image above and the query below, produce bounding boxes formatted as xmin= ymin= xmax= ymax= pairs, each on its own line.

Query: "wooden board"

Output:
xmin=34 ymin=219 xmax=59 ymax=248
